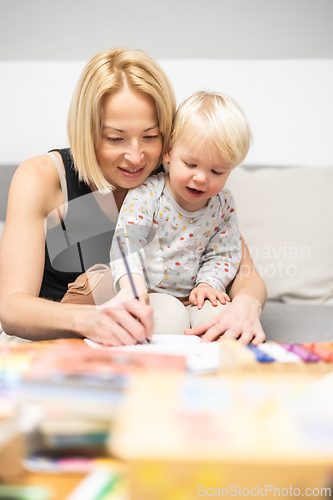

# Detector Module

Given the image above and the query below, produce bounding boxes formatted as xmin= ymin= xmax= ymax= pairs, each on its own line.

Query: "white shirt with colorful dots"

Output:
xmin=110 ymin=173 xmax=242 ymax=297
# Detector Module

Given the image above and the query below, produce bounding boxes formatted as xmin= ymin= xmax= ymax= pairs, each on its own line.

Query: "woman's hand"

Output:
xmin=72 ymin=291 xmax=154 ymax=346
xmin=189 ymin=283 xmax=230 ymax=309
xmin=184 ymin=294 xmax=265 ymax=345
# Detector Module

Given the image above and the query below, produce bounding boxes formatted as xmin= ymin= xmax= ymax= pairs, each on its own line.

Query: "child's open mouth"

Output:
xmin=186 ymin=187 xmax=205 ymax=198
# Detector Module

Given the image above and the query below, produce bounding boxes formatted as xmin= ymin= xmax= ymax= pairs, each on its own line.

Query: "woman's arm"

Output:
xmin=228 ymin=236 xmax=267 ymax=309
xmin=184 ymin=236 xmax=267 ymax=345
xmin=0 ymin=156 xmax=153 ymax=345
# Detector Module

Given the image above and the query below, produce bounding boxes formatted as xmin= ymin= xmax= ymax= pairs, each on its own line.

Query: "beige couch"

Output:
xmin=225 ymin=165 xmax=333 ymax=341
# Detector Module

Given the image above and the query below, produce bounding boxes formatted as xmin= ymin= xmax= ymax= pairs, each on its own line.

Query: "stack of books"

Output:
xmin=1 ymin=340 xmax=131 ymax=473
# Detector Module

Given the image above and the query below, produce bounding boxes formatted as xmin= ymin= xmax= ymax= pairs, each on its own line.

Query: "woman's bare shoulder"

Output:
xmin=9 ymin=153 xmax=64 ymax=217
xmin=13 ymin=153 xmax=62 ymax=185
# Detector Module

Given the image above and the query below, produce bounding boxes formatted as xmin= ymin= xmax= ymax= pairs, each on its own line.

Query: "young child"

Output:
xmin=110 ymin=91 xmax=252 ymax=335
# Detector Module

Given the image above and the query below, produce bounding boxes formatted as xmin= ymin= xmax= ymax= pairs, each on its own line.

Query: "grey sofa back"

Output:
xmin=0 ymin=165 xmax=17 ymax=221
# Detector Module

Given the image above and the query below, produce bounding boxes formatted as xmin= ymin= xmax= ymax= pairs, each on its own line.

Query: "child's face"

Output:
xmin=163 ymin=139 xmax=233 ymax=212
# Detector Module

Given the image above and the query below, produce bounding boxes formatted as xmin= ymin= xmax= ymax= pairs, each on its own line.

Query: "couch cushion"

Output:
xmin=0 ymin=165 xmax=17 ymax=221
xmin=226 ymin=166 xmax=333 ymax=304
xmin=261 ymin=302 xmax=333 ymax=342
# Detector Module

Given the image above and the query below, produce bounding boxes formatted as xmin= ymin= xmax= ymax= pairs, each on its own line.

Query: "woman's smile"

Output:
xmin=117 ymin=165 xmax=147 ymax=178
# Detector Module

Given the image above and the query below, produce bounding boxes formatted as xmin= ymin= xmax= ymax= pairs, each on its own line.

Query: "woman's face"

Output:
xmin=95 ymin=88 xmax=162 ymax=191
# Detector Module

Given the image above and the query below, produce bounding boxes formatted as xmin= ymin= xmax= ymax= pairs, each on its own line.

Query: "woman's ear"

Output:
xmin=163 ymin=149 xmax=171 ymax=163
xmin=162 ymin=148 xmax=171 ymax=172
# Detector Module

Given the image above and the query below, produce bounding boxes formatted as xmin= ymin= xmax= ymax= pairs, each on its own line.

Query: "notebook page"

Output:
xmin=85 ymin=335 xmax=219 ymax=373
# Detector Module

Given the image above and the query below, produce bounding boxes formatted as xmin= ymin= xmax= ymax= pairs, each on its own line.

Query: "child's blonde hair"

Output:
xmin=171 ymin=91 xmax=252 ymax=167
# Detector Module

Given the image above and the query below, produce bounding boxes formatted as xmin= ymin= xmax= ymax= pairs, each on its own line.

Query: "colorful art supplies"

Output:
xmin=257 ymin=342 xmax=301 ymax=363
xmin=281 ymin=343 xmax=321 ymax=362
xmin=247 ymin=344 xmax=275 ymax=363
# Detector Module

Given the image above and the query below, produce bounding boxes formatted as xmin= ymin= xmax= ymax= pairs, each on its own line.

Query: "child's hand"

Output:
xmin=189 ymin=283 xmax=230 ymax=310
xmin=118 ymin=274 xmax=150 ymax=305
xmin=117 ymin=287 xmax=149 ymax=305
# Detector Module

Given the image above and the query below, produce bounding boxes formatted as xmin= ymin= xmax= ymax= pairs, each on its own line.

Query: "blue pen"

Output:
xmin=116 ymin=236 xmax=151 ymax=343
xmin=247 ymin=344 xmax=275 ymax=363
xmin=116 ymin=236 xmax=139 ymax=300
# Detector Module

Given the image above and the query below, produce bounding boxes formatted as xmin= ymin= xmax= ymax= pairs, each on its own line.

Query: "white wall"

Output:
xmin=0 ymin=59 xmax=332 ymax=166
xmin=1 ymin=0 xmax=332 ymax=166
xmin=1 ymin=0 xmax=332 ymax=60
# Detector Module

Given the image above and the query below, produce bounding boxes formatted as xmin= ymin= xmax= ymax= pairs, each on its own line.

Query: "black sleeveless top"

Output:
xmin=39 ymin=149 xmax=117 ymax=301
xmin=39 ymin=148 xmax=164 ymax=301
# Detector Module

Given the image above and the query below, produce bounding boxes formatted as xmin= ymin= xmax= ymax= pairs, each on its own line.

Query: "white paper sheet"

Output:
xmin=85 ymin=335 xmax=220 ymax=373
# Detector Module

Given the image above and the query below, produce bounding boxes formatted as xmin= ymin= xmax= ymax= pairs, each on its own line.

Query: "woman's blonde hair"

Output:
xmin=171 ymin=91 xmax=252 ymax=167
xmin=67 ymin=48 xmax=176 ymax=190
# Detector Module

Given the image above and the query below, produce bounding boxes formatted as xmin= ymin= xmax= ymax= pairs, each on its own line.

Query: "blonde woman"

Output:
xmin=0 ymin=48 xmax=266 ymax=345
